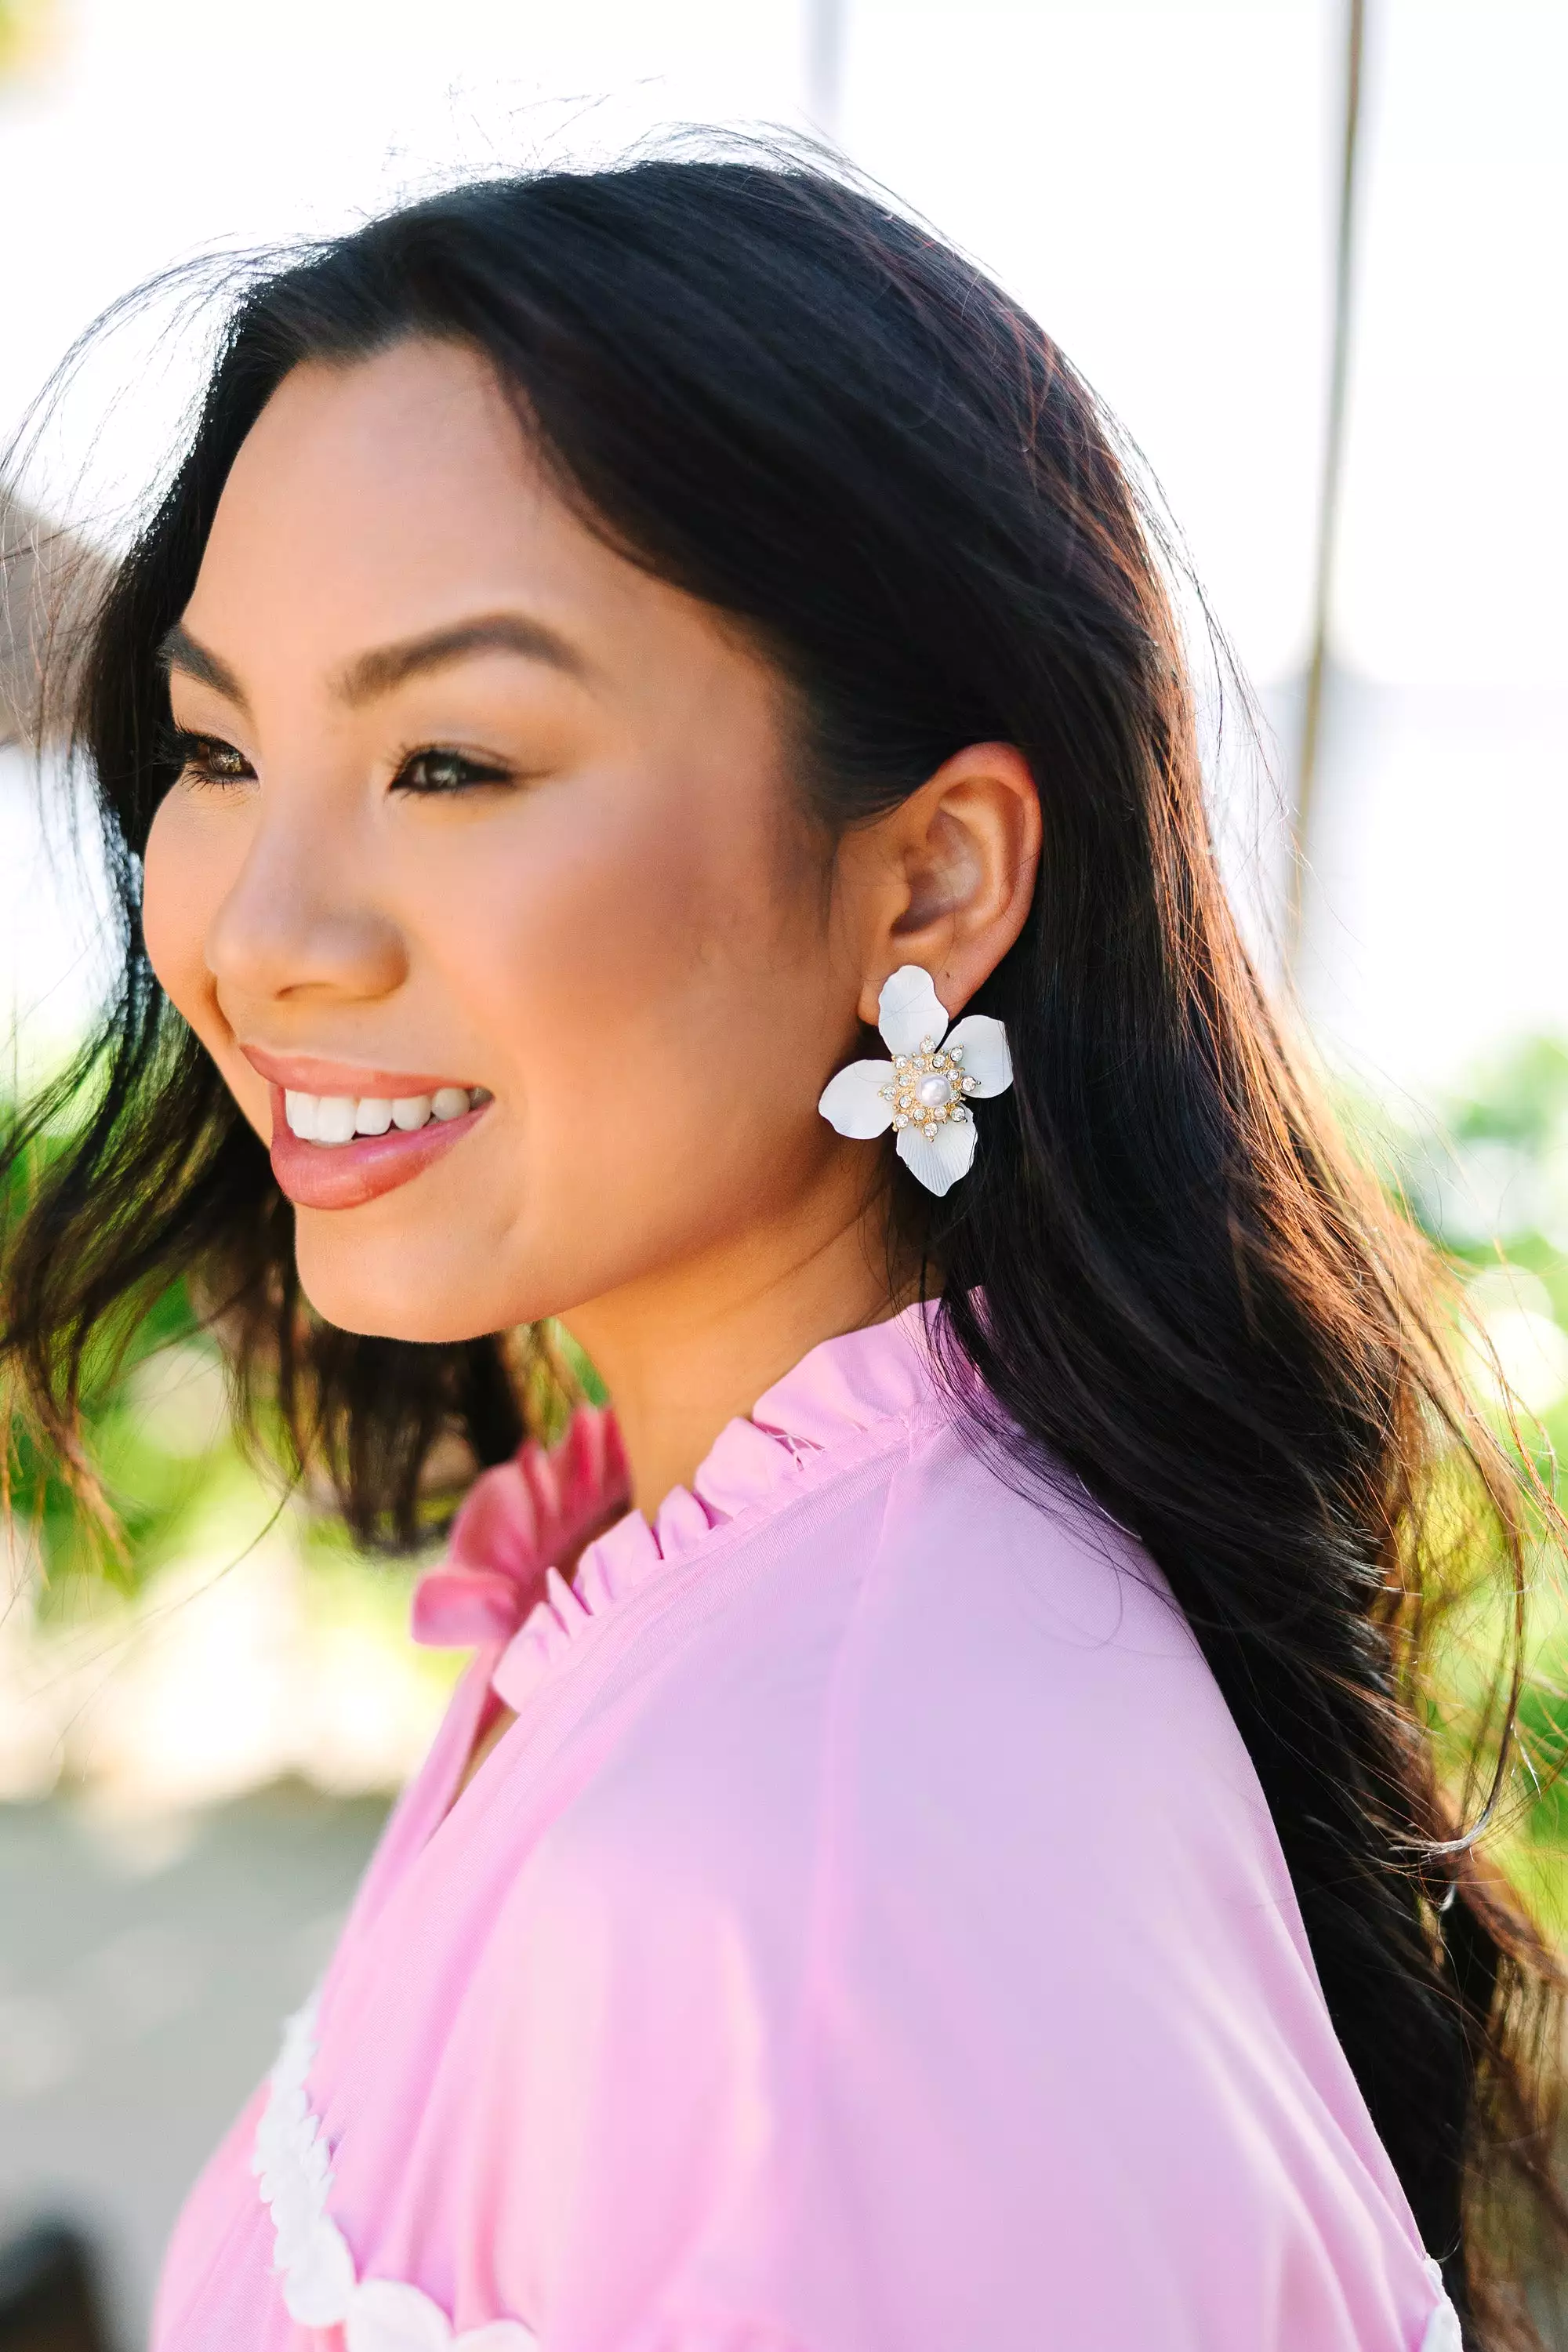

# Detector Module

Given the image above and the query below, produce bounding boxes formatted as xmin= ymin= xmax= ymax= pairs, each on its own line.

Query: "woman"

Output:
xmin=2 ymin=156 xmax=1562 ymax=2350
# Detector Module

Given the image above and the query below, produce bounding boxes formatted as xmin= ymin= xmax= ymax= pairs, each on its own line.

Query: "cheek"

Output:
xmin=142 ymin=794 xmax=272 ymax=1145
xmin=442 ymin=772 xmax=832 ymax=1230
xmin=142 ymin=794 xmax=224 ymax=1021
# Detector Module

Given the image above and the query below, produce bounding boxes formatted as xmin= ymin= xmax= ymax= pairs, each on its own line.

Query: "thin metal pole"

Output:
xmin=805 ymin=0 xmax=847 ymax=142
xmin=1287 ymin=0 xmax=1368 ymax=973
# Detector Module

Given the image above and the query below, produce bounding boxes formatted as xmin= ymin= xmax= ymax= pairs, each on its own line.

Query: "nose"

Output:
xmin=204 ymin=812 xmax=408 ymax=1009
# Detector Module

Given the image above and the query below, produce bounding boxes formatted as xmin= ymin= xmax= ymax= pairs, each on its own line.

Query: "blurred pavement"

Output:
xmin=0 ymin=1787 xmax=386 ymax=2349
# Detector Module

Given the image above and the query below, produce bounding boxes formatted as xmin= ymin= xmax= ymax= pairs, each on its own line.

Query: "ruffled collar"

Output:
xmin=412 ymin=1300 xmax=940 ymax=1713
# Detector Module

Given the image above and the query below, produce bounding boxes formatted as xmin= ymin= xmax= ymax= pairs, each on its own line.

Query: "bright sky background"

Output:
xmin=2 ymin=0 xmax=1564 ymax=1091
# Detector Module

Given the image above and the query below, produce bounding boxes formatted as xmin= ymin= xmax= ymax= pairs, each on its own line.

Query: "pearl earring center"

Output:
xmin=877 ymin=1038 xmax=977 ymax=1142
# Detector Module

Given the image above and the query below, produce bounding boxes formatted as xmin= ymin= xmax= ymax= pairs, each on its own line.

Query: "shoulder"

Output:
xmin=532 ymin=1403 xmax=1307 ymax=2060
xmin=813 ymin=1412 xmax=1344 ymax=2088
xmin=793 ymin=1405 xmax=1293 ymax=1976
xmin=845 ymin=1410 xmax=1266 ymax=1847
xmin=552 ymin=1403 xmax=1281 ymax=1922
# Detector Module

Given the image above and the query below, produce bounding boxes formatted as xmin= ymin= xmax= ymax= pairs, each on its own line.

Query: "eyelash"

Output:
xmin=163 ymin=730 xmax=514 ymax=797
xmin=166 ymin=729 xmax=254 ymax=789
xmin=391 ymin=746 xmax=514 ymax=795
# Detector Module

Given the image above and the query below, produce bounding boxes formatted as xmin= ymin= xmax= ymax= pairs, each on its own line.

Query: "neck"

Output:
xmin=561 ymin=1200 xmax=909 ymax=1515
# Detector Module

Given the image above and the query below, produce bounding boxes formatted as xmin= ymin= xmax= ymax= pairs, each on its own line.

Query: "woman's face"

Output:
xmin=144 ymin=339 xmax=887 ymax=1346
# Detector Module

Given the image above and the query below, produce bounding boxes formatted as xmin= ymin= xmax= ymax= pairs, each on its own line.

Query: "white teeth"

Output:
xmin=314 ymin=1095 xmax=358 ymax=1145
xmin=282 ymin=1086 xmax=478 ymax=1143
xmin=284 ymin=1090 xmax=318 ymax=1142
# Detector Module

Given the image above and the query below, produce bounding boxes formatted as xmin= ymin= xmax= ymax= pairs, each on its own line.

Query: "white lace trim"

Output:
xmin=1419 ymin=2257 xmax=1463 ymax=2350
xmin=252 ymin=1994 xmax=538 ymax=2350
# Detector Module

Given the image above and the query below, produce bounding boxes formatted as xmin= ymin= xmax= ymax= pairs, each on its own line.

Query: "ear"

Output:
xmin=833 ymin=742 xmax=1042 ymax=1029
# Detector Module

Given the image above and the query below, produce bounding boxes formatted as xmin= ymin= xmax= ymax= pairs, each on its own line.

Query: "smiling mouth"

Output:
xmin=252 ymin=1058 xmax=495 ymax=1212
xmin=282 ymin=1084 xmax=492 ymax=1145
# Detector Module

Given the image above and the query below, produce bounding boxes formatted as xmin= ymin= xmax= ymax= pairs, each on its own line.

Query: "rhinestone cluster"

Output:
xmin=879 ymin=1036 xmax=981 ymax=1142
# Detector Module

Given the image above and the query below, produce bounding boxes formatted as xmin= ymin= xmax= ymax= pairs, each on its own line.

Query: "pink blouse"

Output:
xmin=152 ymin=1302 xmax=1460 ymax=2351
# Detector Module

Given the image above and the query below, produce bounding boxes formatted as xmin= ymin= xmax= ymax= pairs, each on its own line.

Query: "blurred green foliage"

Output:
xmin=7 ymin=1281 xmax=238 ymax=1600
xmin=1367 ymin=1037 xmax=1568 ymax=1929
xmin=2 ymin=1114 xmax=252 ymax=1606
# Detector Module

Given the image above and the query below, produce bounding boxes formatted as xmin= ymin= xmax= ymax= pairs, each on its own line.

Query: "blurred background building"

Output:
xmin=1 ymin=2 xmax=1564 ymax=2343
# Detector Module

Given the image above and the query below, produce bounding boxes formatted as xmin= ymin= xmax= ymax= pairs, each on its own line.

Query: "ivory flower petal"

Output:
xmin=877 ymin=964 xmax=949 ymax=1058
xmin=942 ymin=1013 xmax=1012 ymax=1097
xmin=818 ymin=1058 xmax=897 ymax=1138
xmin=817 ymin=964 xmax=1011 ymax=1196
xmin=896 ymin=1115 xmax=978 ymax=1196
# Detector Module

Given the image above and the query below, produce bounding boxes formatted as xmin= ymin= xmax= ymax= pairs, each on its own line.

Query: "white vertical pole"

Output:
xmin=804 ymin=0 xmax=848 ymax=142
xmin=1287 ymin=0 xmax=1369 ymax=975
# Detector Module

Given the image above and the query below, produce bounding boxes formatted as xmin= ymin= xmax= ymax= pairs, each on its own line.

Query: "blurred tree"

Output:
xmin=0 ymin=488 xmax=103 ymax=746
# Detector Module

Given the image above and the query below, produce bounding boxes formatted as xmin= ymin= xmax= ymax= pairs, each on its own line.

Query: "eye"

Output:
xmin=391 ymin=746 xmax=514 ymax=796
xmin=168 ymin=728 xmax=256 ymax=788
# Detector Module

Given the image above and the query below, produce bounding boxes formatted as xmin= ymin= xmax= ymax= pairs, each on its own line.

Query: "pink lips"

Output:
xmin=244 ymin=1048 xmax=492 ymax=1212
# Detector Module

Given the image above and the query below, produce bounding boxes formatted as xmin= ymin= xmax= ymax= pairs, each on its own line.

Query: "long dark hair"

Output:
xmin=2 ymin=153 xmax=1563 ymax=2339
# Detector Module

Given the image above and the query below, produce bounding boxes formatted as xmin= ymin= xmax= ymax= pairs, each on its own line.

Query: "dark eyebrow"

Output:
xmin=331 ymin=613 xmax=589 ymax=706
xmin=158 ymin=622 xmax=250 ymax=713
xmin=155 ymin=612 xmax=588 ymax=720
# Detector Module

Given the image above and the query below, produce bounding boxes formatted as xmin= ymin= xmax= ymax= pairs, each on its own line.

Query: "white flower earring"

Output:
xmin=817 ymin=964 xmax=1013 ymax=1197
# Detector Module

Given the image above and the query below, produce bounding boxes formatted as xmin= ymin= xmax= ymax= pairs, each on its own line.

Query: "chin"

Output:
xmin=292 ymin=1216 xmax=522 ymax=1345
